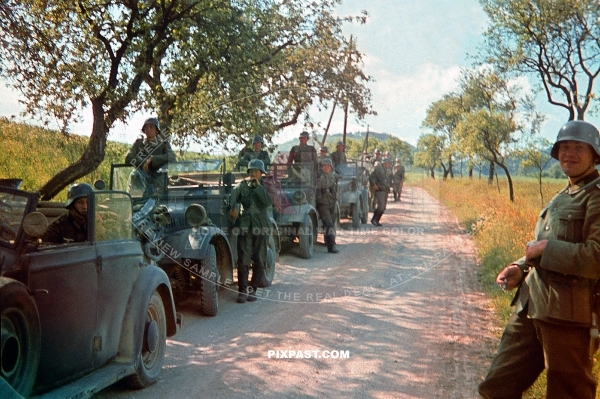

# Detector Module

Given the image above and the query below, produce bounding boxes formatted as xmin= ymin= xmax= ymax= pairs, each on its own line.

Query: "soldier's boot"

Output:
xmin=248 ymin=267 xmax=263 ymax=302
xmin=237 ymin=268 xmax=249 ymax=303
xmin=374 ymin=210 xmax=383 ymax=226
xmin=327 ymin=234 xmax=339 ymax=254
xmin=371 ymin=210 xmax=379 ymax=226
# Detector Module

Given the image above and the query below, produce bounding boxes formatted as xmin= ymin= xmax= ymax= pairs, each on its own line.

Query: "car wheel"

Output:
xmin=361 ymin=197 xmax=368 ymax=224
xmin=125 ymin=290 xmax=167 ymax=389
xmin=0 ymin=279 xmax=41 ymax=398
xmin=199 ymin=244 xmax=219 ymax=317
xmin=258 ymin=235 xmax=276 ymax=288
xmin=298 ymin=218 xmax=314 ymax=259
xmin=351 ymin=203 xmax=360 ymax=228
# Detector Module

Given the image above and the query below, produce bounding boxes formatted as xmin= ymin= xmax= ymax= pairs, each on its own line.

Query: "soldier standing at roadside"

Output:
xmin=479 ymin=120 xmax=600 ymax=399
xmin=316 ymin=158 xmax=340 ymax=253
xmin=392 ymin=161 xmax=406 ymax=201
xmin=229 ymin=159 xmax=272 ymax=303
xmin=237 ymin=135 xmax=271 ymax=171
xmin=369 ymin=158 xmax=391 ymax=226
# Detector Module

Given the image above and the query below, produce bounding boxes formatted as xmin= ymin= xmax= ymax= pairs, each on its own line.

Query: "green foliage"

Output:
xmin=480 ymin=0 xmax=600 ymax=120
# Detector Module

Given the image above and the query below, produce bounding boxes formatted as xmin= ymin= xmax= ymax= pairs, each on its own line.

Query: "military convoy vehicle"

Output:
xmin=0 ymin=180 xmax=178 ymax=398
xmin=110 ymin=159 xmax=279 ymax=317
xmin=266 ymin=162 xmax=322 ymax=259
xmin=335 ymin=162 xmax=370 ymax=228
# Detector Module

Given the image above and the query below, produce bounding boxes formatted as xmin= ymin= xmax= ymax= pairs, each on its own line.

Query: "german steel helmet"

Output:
xmin=320 ymin=146 xmax=328 ymax=152
xmin=550 ymin=120 xmax=600 ymax=162
xmin=252 ymin=135 xmax=264 ymax=144
xmin=247 ymin=159 xmax=267 ymax=174
xmin=321 ymin=158 xmax=333 ymax=166
xmin=336 ymin=141 xmax=344 ymax=147
xmin=382 ymin=157 xmax=391 ymax=164
xmin=65 ymin=183 xmax=94 ymax=209
xmin=141 ymin=117 xmax=160 ymax=133
xmin=299 ymin=131 xmax=310 ymax=138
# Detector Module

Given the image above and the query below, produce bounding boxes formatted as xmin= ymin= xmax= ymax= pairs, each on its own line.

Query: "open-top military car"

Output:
xmin=0 ymin=180 xmax=178 ymax=399
xmin=335 ymin=162 xmax=370 ymax=228
xmin=266 ymin=162 xmax=321 ymax=259
xmin=110 ymin=159 xmax=279 ymax=316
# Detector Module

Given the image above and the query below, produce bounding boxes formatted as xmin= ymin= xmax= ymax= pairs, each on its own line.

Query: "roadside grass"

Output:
xmin=409 ymin=172 xmax=600 ymax=398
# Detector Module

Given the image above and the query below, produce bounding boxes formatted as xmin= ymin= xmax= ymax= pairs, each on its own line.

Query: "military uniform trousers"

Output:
xmin=236 ymin=225 xmax=268 ymax=291
xmin=373 ymin=190 xmax=388 ymax=212
xmin=317 ymin=202 xmax=336 ymax=247
xmin=479 ymin=313 xmax=599 ymax=399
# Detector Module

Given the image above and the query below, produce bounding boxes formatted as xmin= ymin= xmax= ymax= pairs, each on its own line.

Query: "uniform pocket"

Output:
xmin=557 ymin=208 xmax=585 ymax=243
xmin=547 ymin=274 xmax=592 ymax=324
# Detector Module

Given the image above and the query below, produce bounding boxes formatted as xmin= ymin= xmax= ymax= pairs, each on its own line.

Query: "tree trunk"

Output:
xmin=497 ymin=162 xmax=515 ymax=202
xmin=487 ymin=161 xmax=494 ymax=184
xmin=430 ymin=167 xmax=435 ymax=179
xmin=38 ymin=99 xmax=109 ymax=200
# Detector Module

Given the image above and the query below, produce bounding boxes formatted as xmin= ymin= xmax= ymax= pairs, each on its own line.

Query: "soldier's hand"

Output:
xmin=142 ymin=157 xmax=152 ymax=172
xmin=229 ymin=208 xmax=239 ymax=220
xmin=372 ymin=184 xmax=378 ymax=191
xmin=250 ymin=178 xmax=259 ymax=188
xmin=496 ymin=264 xmax=523 ymax=290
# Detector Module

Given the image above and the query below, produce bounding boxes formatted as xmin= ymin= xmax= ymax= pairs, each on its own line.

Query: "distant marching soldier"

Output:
xmin=316 ymin=158 xmax=340 ymax=253
xmin=229 ymin=159 xmax=272 ymax=303
xmin=237 ymin=134 xmax=271 ymax=171
xmin=392 ymin=160 xmax=406 ymax=201
xmin=369 ymin=157 xmax=392 ymax=226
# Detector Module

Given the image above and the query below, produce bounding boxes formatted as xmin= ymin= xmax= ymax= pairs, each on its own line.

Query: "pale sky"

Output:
xmin=0 ymin=0 xmax=594 ymax=149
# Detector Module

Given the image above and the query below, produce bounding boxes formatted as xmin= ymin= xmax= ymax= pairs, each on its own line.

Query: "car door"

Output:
xmin=27 ymin=232 xmax=98 ymax=391
xmin=91 ymin=191 xmax=143 ymax=367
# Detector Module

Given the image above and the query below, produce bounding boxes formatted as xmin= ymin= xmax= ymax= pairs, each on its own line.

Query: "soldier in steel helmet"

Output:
xmin=479 ymin=120 xmax=600 ymax=399
xmin=316 ymin=158 xmax=339 ymax=253
xmin=43 ymin=183 xmax=93 ymax=244
xmin=331 ymin=141 xmax=347 ymax=169
xmin=125 ymin=117 xmax=176 ymax=172
xmin=392 ymin=160 xmax=406 ymax=201
xmin=369 ymin=158 xmax=392 ymax=226
xmin=229 ymin=159 xmax=273 ymax=303
xmin=237 ymin=134 xmax=271 ymax=171
xmin=287 ymin=131 xmax=318 ymax=174
xmin=317 ymin=145 xmax=329 ymax=169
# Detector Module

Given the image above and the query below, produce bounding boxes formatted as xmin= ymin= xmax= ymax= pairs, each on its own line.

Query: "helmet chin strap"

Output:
xmin=568 ymin=164 xmax=597 ymax=182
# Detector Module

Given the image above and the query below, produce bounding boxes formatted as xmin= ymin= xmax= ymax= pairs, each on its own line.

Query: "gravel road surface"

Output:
xmin=97 ymin=186 xmax=497 ymax=399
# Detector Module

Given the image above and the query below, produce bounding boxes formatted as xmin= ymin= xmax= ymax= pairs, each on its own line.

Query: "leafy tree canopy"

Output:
xmin=0 ymin=0 xmax=373 ymax=199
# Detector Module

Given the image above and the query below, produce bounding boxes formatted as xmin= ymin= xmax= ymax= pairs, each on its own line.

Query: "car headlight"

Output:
xmin=185 ymin=204 xmax=207 ymax=227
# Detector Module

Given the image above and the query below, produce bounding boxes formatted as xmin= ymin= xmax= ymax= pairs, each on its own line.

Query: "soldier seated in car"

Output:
xmin=43 ymin=183 xmax=93 ymax=244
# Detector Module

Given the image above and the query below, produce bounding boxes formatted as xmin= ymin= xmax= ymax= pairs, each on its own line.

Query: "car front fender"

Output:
xmin=116 ymin=265 xmax=177 ymax=363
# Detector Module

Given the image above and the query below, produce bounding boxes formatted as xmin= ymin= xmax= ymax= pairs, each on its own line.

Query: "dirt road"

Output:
xmin=97 ymin=186 xmax=497 ymax=399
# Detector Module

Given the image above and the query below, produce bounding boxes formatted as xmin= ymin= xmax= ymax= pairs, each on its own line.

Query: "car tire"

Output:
xmin=298 ymin=218 xmax=314 ymax=259
xmin=124 ymin=290 xmax=167 ymax=389
xmin=351 ymin=203 xmax=360 ymax=228
xmin=360 ymin=197 xmax=368 ymax=224
xmin=199 ymin=244 xmax=219 ymax=317
xmin=257 ymin=235 xmax=276 ymax=288
xmin=0 ymin=278 xmax=41 ymax=398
